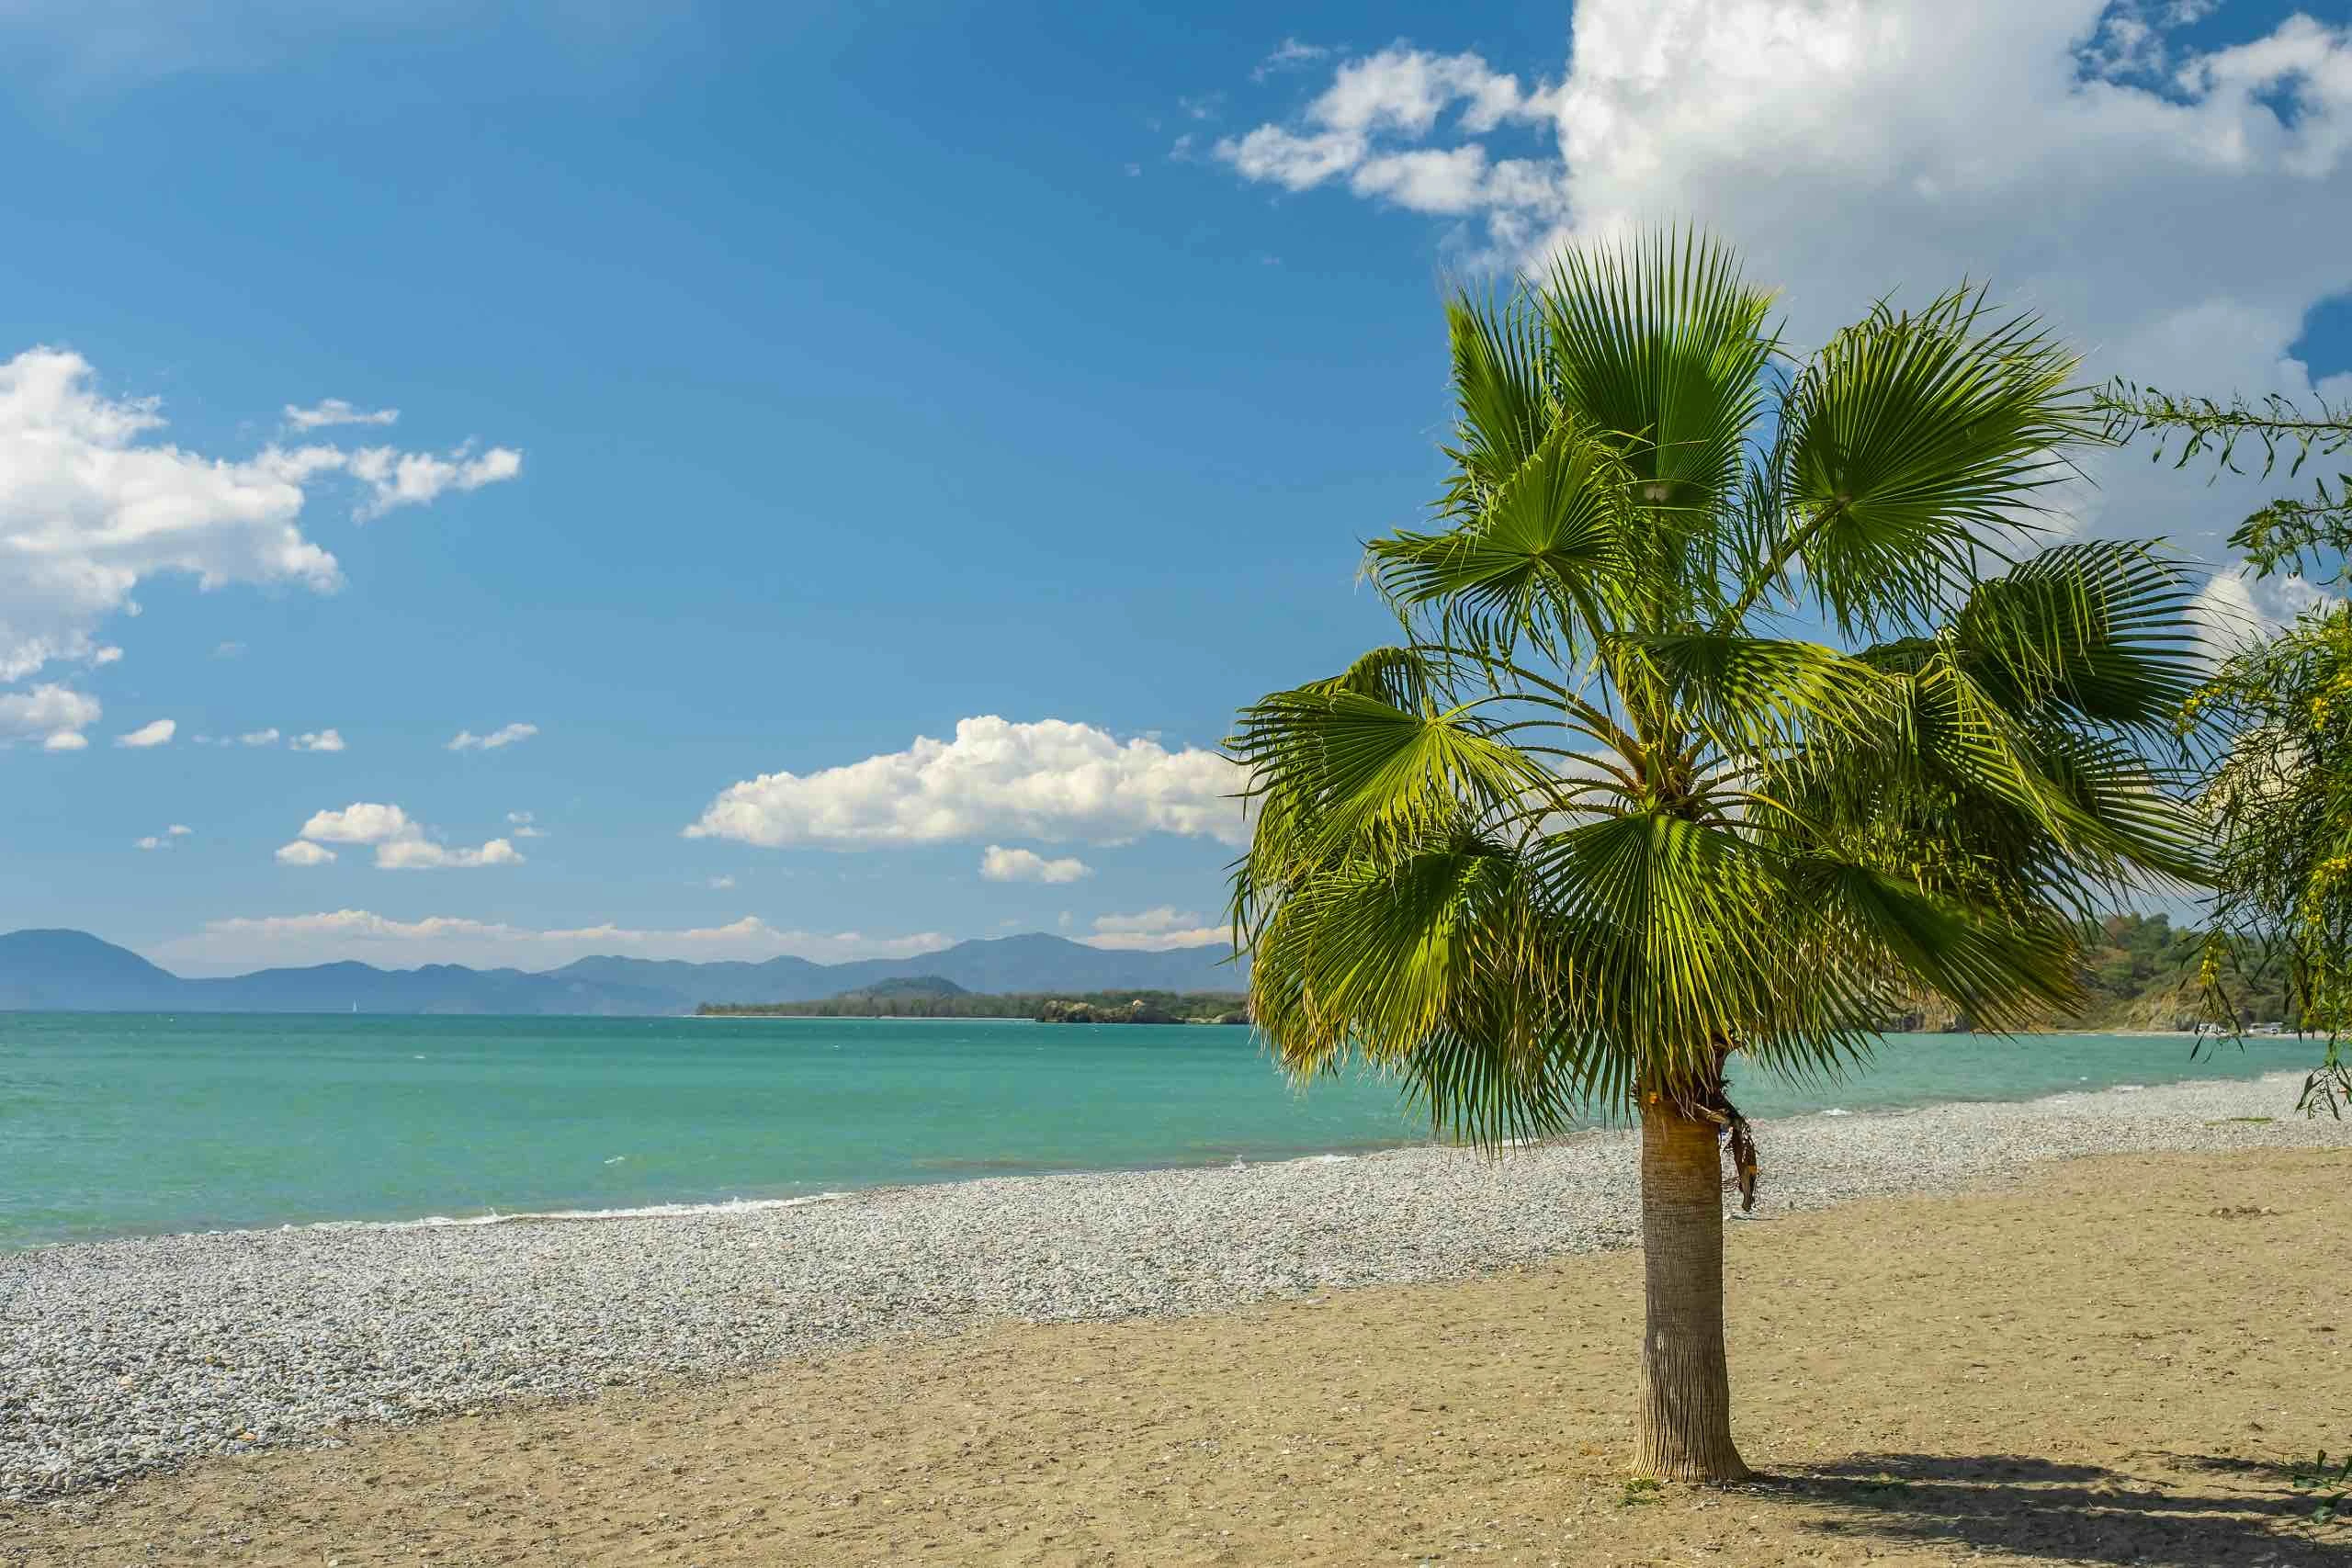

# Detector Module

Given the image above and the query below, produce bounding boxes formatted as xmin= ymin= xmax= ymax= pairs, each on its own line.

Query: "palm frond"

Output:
xmin=1623 ymin=630 xmax=1891 ymax=758
xmin=1245 ymin=834 xmax=1592 ymax=1145
xmin=1763 ymin=288 xmax=2086 ymax=637
xmin=1231 ymin=677 xmax=1557 ymax=864
xmin=1371 ymin=417 xmax=1630 ymax=659
xmin=1543 ymin=230 xmax=1778 ymax=619
xmin=1951 ymin=540 xmax=2203 ymax=735
xmin=1441 ymin=289 xmax=1555 ymax=502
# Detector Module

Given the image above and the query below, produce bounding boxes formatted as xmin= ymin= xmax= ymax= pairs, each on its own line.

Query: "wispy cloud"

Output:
xmin=344 ymin=444 xmax=522 ymax=523
xmin=1252 ymin=37 xmax=1329 ymax=81
xmin=447 ymin=722 xmax=538 ymax=752
xmin=284 ymin=399 xmax=398 ymax=432
xmin=1088 ymin=907 xmax=1231 ymax=953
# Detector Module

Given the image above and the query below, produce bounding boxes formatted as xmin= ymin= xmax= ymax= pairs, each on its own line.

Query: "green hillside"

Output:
xmin=2070 ymin=915 xmax=2291 ymax=1032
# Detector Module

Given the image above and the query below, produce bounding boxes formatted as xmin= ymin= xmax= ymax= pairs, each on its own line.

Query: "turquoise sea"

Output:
xmin=0 ymin=1012 xmax=2319 ymax=1250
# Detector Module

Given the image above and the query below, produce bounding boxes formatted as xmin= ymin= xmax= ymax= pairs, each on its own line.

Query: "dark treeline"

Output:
xmin=698 ymin=987 xmax=1250 ymax=1023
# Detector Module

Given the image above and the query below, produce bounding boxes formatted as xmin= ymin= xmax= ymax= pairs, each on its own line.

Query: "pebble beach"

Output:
xmin=5 ymin=1069 xmax=2346 ymax=1503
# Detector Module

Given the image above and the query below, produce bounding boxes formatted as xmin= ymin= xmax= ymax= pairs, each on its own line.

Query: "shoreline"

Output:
xmin=2 ymin=1040 xmax=2309 ymax=1257
xmin=5 ymin=1068 xmax=2345 ymax=1504
xmin=17 ymin=1142 xmax=2344 ymax=1566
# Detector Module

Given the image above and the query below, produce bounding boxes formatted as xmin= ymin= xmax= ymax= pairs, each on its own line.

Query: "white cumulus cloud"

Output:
xmin=376 ymin=837 xmax=523 ymax=870
xmin=299 ymin=802 xmax=416 ymax=843
xmin=2191 ymin=564 xmax=2333 ymax=660
xmin=447 ymin=722 xmax=538 ymax=751
xmin=1088 ymin=907 xmax=1232 ymax=953
xmin=155 ymin=910 xmax=953 ymax=974
xmin=979 ymin=844 xmax=1094 ymax=884
xmin=291 ymin=728 xmax=345 ymax=752
xmin=0 ymin=682 xmax=101 ymax=750
xmin=114 ymin=717 xmax=175 ymax=749
xmin=684 ymin=716 xmax=1245 ymax=850
xmin=238 ymin=728 xmax=281 ymax=747
xmin=291 ymin=800 xmax=522 ymax=871
xmin=284 ymin=399 xmax=399 ymax=432
xmin=0 ymin=346 xmax=521 ymax=689
xmin=275 ymin=840 xmax=335 ymax=866
xmin=1217 ymin=45 xmax=1557 ymax=210
xmin=1213 ymin=4 xmax=2352 ymax=559
xmin=0 ymin=348 xmax=341 ymax=683
xmin=505 ymin=809 xmax=546 ymax=838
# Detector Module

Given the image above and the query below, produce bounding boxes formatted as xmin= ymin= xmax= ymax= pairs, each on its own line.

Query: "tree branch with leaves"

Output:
xmin=2098 ymin=380 xmax=2352 ymax=1111
xmin=2099 ymin=381 xmax=2352 ymax=582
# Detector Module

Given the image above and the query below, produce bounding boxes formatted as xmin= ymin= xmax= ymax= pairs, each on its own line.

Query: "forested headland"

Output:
xmin=697 ymin=980 xmax=1249 ymax=1023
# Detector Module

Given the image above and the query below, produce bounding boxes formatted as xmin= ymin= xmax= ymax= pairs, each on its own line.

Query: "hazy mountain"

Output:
xmin=0 ymin=930 xmax=1242 ymax=1016
xmin=0 ymin=929 xmax=187 ymax=1010
xmin=547 ymin=934 xmax=1239 ymax=1004
xmin=865 ymin=933 xmax=1242 ymax=996
xmin=185 ymin=962 xmax=684 ymax=1018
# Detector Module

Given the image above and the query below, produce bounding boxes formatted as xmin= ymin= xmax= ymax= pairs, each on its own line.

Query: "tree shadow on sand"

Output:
xmin=1758 ymin=1453 xmax=2352 ymax=1566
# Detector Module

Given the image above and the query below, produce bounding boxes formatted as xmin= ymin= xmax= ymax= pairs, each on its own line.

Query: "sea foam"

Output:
xmin=275 ymin=1190 xmax=853 ymax=1237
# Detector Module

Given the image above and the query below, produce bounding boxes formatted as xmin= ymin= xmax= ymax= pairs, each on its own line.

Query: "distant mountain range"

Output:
xmin=0 ymin=929 xmax=1246 ymax=1017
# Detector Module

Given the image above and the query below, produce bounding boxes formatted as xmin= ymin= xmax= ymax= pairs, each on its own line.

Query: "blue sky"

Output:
xmin=0 ymin=0 xmax=2345 ymax=974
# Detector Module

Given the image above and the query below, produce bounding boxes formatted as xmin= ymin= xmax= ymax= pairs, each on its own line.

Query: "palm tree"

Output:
xmin=1227 ymin=234 xmax=2207 ymax=1483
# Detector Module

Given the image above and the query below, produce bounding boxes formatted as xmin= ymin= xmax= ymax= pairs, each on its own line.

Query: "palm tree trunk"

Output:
xmin=1634 ymin=1092 xmax=1750 ymax=1482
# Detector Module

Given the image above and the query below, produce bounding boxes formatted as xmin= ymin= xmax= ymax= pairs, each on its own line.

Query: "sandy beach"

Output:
xmin=5 ymin=1072 xmax=2350 ymax=1564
